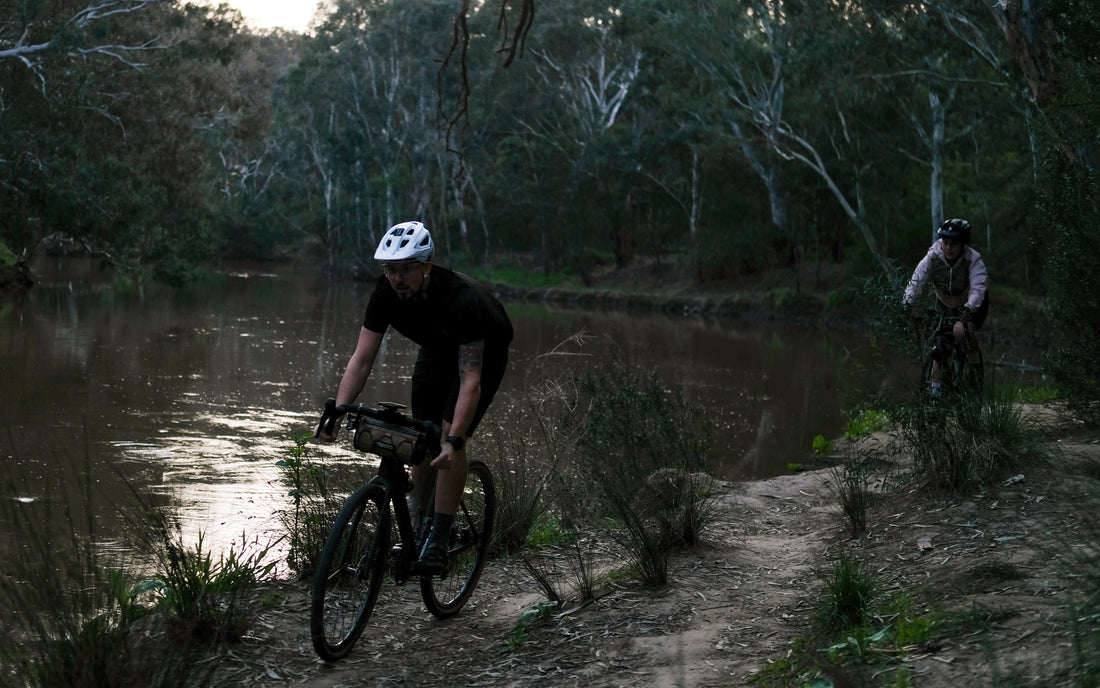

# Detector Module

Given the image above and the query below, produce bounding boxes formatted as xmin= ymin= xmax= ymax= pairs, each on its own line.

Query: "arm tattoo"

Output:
xmin=458 ymin=340 xmax=485 ymax=377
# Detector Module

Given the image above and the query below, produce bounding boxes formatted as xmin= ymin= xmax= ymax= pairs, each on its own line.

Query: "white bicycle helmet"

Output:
xmin=374 ymin=221 xmax=434 ymax=262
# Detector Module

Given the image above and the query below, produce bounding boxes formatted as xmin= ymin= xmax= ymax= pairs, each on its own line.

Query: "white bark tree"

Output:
xmin=698 ymin=0 xmax=791 ymax=246
xmin=0 ymin=0 xmax=171 ymax=91
xmin=699 ymin=0 xmax=894 ymax=277
xmin=529 ymin=29 xmax=643 ymax=266
xmin=533 ymin=38 xmax=641 ymax=146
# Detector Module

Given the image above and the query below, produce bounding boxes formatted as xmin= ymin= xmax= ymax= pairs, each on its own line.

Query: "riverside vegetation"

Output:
xmin=2 ymin=321 xmax=1098 ymax=687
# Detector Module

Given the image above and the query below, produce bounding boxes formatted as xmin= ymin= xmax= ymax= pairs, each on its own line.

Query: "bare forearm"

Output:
xmin=448 ymin=340 xmax=484 ymax=437
xmin=448 ymin=379 xmax=481 ymax=438
xmin=335 ymin=327 xmax=383 ymax=406
xmin=335 ymin=358 xmax=372 ymax=406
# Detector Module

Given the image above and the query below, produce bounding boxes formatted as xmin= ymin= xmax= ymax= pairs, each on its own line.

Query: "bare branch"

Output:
xmin=439 ymin=0 xmax=535 ymax=166
xmin=0 ymin=0 xmax=171 ymax=87
xmin=70 ymin=0 xmax=166 ymax=26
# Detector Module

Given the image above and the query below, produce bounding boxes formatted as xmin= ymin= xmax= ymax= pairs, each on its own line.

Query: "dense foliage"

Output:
xmin=1 ymin=1 xmax=1096 ymax=402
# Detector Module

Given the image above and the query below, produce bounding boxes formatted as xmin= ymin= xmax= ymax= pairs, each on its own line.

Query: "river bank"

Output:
xmin=198 ymin=404 xmax=1097 ymax=688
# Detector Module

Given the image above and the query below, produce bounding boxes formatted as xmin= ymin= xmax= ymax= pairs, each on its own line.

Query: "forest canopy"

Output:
xmin=0 ymin=0 xmax=1094 ymax=297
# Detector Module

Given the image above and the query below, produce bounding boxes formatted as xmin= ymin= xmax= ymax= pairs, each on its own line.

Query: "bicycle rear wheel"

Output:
xmin=420 ymin=460 xmax=495 ymax=618
xmin=310 ymin=483 xmax=391 ymax=661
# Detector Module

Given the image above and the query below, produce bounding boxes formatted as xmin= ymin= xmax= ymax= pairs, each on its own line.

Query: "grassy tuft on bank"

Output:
xmin=0 ymin=454 xmax=278 ymax=688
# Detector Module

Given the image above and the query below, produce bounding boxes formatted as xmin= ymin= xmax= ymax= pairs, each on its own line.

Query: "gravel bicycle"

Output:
xmin=310 ymin=398 xmax=496 ymax=662
xmin=917 ymin=309 xmax=984 ymax=396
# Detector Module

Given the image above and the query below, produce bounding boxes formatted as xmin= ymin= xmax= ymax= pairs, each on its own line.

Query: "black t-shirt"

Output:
xmin=363 ymin=266 xmax=513 ymax=354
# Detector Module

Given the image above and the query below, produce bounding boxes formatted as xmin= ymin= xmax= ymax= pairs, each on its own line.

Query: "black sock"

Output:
xmin=428 ymin=512 xmax=455 ymax=551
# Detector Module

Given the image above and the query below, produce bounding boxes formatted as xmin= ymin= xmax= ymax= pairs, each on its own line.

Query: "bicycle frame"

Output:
xmin=916 ymin=309 xmax=984 ymax=394
xmin=333 ymin=401 xmax=440 ymax=582
xmin=365 ymin=455 xmax=438 ymax=584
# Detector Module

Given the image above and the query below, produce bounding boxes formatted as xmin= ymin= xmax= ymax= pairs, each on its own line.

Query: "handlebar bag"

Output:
xmin=354 ymin=418 xmax=428 ymax=465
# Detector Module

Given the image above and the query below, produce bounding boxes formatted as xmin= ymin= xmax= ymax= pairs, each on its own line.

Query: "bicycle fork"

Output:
xmin=385 ymin=481 xmax=440 ymax=584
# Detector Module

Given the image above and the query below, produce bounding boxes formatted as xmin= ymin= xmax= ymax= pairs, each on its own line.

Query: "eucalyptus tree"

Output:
xmin=0 ymin=1 xmax=262 ymax=282
xmin=0 ymin=0 xmax=170 ymax=86
xmin=683 ymin=1 xmax=797 ymax=266
xmin=451 ymin=0 xmax=645 ymax=274
xmin=274 ymin=0 xmax=473 ymax=275
xmin=861 ymin=2 xmax=1033 ymax=253
xmin=212 ymin=30 xmax=305 ymax=260
xmin=0 ymin=0 xmax=172 ymax=258
xmin=959 ymin=0 xmax=1100 ymax=419
xmin=529 ymin=21 xmax=642 ymax=267
xmin=684 ymin=0 xmax=901 ymax=277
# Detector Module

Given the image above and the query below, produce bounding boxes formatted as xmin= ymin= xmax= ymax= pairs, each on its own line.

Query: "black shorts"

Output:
xmin=410 ymin=345 xmax=508 ymax=437
xmin=940 ymin=291 xmax=989 ymax=330
xmin=969 ymin=292 xmax=990 ymax=330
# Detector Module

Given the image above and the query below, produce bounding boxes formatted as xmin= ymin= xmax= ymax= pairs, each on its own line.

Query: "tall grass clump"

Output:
xmin=815 ymin=551 xmax=877 ymax=634
xmin=828 ymin=447 xmax=874 ymax=538
xmin=118 ymin=483 xmax=280 ymax=645
xmin=142 ymin=527 xmax=277 ymax=643
xmin=888 ymin=377 xmax=1048 ymax=492
xmin=0 ymin=556 xmax=192 ymax=688
xmin=567 ymin=359 xmax=718 ymax=586
xmin=0 ymin=455 xmax=207 ymax=687
xmin=482 ymin=406 xmax=570 ymax=556
xmin=481 ymin=333 xmax=606 ymax=603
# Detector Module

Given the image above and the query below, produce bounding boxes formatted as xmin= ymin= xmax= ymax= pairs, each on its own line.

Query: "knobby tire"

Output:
xmin=310 ymin=483 xmax=391 ymax=661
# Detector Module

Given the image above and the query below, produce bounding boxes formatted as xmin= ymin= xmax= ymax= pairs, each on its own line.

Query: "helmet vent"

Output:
xmin=374 ymin=221 xmax=434 ymax=262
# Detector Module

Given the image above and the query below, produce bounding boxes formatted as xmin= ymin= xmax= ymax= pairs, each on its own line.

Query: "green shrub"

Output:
xmin=888 ymin=378 xmax=1048 ymax=492
xmin=567 ymin=360 xmax=718 ymax=586
xmin=844 ymin=409 xmax=888 ymax=438
xmin=274 ymin=433 xmax=368 ymax=577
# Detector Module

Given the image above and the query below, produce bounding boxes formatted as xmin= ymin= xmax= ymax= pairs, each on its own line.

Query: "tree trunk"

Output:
xmin=929 ymin=90 xmax=945 ymax=243
xmin=984 ymin=0 xmax=1062 ymax=107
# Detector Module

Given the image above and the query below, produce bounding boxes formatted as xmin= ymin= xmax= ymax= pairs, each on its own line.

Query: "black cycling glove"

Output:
xmin=315 ymin=398 xmax=343 ymax=438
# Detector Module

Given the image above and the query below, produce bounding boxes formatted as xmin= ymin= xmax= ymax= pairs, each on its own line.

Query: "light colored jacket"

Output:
xmin=903 ymin=239 xmax=988 ymax=311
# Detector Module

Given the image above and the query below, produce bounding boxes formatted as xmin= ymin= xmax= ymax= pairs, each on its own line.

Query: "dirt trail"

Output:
xmin=208 ymin=422 xmax=1099 ymax=687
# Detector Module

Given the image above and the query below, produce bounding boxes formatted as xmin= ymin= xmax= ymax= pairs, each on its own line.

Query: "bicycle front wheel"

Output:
xmin=310 ymin=483 xmax=391 ymax=661
xmin=956 ymin=347 xmax=984 ymax=395
xmin=421 ymin=460 xmax=496 ymax=618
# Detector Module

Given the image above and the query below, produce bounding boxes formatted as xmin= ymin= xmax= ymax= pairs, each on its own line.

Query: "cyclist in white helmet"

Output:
xmin=318 ymin=221 xmax=513 ymax=575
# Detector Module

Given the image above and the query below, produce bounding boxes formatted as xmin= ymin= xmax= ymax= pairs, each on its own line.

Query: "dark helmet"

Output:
xmin=937 ymin=218 xmax=971 ymax=244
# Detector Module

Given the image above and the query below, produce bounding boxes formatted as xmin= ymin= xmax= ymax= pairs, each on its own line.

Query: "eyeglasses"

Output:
xmin=382 ymin=262 xmax=422 ymax=277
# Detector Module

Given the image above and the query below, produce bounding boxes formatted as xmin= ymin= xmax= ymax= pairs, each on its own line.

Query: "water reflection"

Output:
xmin=1 ymin=261 xmax=872 ymax=561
